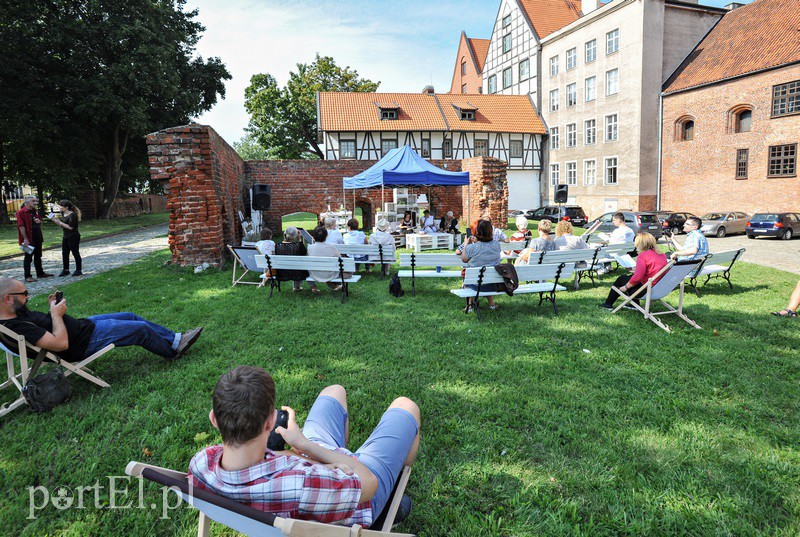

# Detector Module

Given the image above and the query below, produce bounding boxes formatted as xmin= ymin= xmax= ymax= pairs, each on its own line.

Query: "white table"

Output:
xmin=406 ymin=233 xmax=454 ymax=252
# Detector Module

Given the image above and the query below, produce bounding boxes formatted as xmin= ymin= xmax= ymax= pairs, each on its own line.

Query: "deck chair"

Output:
xmin=0 ymin=324 xmax=114 ymax=417
xmin=125 ymin=461 xmax=415 ymax=537
xmin=610 ymin=260 xmax=703 ymax=333
xmin=228 ymin=245 xmax=269 ymax=287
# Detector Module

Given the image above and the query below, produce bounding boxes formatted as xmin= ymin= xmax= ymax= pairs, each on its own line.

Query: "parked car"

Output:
xmin=657 ymin=211 xmax=697 ymax=235
xmin=699 ymin=212 xmax=749 ymax=237
xmin=525 ymin=205 xmax=589 ymax=227
xmin=746 ymin=212 xmax=800 ymax=240
xmin=587 ymin=211 xmax=663 ymax=239
xmin=508 ymin=210 xmax=525 ymax=218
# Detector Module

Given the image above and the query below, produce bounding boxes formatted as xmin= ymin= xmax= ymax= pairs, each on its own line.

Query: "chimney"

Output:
xmin=421 ymin=85 xmax=435 ymax=94
xmin=725 ymin=2 xmax=744 ymax=9
xmin=582 ymin=0 xmax=599 ymax=14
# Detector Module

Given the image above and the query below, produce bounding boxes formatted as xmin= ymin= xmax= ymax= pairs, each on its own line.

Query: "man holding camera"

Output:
xmin=0 ymin=277 xmax=202 ymax=362
xmin=189 ymin=365 xmax=420 ymax=528
xmin=666 ymin=216 xmax=709 ymax=262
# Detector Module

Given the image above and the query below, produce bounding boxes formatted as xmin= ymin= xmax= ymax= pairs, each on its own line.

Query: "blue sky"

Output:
xmin=185 ymin=0 xmax=750 ymax=144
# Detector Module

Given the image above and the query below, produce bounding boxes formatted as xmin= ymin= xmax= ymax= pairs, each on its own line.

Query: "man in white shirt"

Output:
xmin=369 ymin=219 xmax=396 ymax=275
xmin=608 ymin=212 xmax=635 ymax=244
xmin=420 ymin=210 xmax=438 ymax=234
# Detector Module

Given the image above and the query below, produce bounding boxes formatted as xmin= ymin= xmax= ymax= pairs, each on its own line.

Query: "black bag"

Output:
xmin=21 ymin=349 xmax=72 ymax=412
xmin=389 ymin=273 xmax=405 ymax=297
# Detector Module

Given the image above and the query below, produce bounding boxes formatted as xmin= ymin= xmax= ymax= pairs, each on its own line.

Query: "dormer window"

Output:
xmin=374 ymin=101 xmax=399 ymax=120
xmin=381 ymin=110 xmax=397 ymax=120
xmin=452 ymin=102 xmax=478 ymax=121
xmin=461 ymin=111 xmax=474 ymax=120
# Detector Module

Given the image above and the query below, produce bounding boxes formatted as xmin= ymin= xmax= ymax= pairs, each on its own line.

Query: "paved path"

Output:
xmin=0 ymin=224 xmax=168 ymax=297
xmin=702 ymin=234 xmax=800 ymax=275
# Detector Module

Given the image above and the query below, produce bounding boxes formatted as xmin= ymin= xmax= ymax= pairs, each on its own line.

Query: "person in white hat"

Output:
xmin=369 ymin=219 xmax=396 ymax=275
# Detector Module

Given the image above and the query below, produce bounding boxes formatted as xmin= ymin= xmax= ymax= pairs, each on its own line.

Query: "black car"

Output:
xmin=657 ymin=211 xmax=697 ymax=235
xmin=525 ymin=205 xmax=588 ymax=227
xmin=746 ymin=212 xmax=800 ymax=240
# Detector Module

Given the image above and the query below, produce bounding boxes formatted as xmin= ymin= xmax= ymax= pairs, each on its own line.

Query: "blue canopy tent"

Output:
xmin=342 ymin=145 xmax=469 ymax=226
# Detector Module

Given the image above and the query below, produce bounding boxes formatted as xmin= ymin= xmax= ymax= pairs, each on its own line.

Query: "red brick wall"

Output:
xmin=75 ymin=191 xmax=167 ymax=219
xmin=661 ymin=64 xmax=800 ymax=215
xmin=461 ymin=157 xmax=508 ymax=229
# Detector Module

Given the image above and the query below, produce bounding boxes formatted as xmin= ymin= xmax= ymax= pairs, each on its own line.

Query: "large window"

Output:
xmin=566 ymin=123 xmax=577 ymax=148
xmin=503 ymin=67 xmax=512 ymax=89
xmin=510 ymin=140 xmax=523 ymax=158
xmin=736 ymin=149 xmax=748 ymax=179
xmin=566 ymin=48 xmax=577 ymax=70
xmin=604 ymin=157 xmax=618 ymax=185
xmin=566 ymin=162 xmax=577 ymax=185
xmin=550 ymin=89 xmax=559 ymax=112
xmin=585 ymin=76 xmax=596 ymax=102
xmin=488 ymin=75 xmax=497 ymax=94
xmin=584 ymin=159 xmax=596 ymax=185
xmin=768 ymin=144 xmax=797 ymax=177
xmin=550 ymin=56 xmax=559 ymax=77
xmin=605 ymin=114 xmax=618 ymax=142
xmin=519 ymin=59 xmax=530 ymax=81
xmin=340 ymin=140 xmax=356 ymax=159
xmin=475 ymin=139 xmax=488 ymax=157
xmin=550 ymin=163 xmax=560 ymax=186
xmin=502 ymin=33 xmax=512 ymax=54
xmin=772 ymin=80 xmax=800 ymax=117
xmin=585 ymin=39 xmax=597 ymax=63
xmin=606 ymin=69 xmax=619 ymax=96
xmin=736 ymin=110 xmax=752 ymax=132
xmin=381 ymin=139 xmax=397 ymax=156
xmin=567 ymin=83 xmax=577 ymax=107
xmin=550 ymin=127 xmax=560 ymax=150
xmin=606 ymin=29 xmax=619 ymax=54
xmin=585 ymin=119 xmax=596 ymax=145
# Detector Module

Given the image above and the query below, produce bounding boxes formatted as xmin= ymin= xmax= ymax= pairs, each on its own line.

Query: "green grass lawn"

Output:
xmin=0 ymin=213 xmax=169 ymax=257
xmin=1 ymin=250 xmax=799 ymax=536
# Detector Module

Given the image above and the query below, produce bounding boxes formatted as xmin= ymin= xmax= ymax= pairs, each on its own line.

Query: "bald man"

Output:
xmin=0 ymin=278 xmax=202 ymax=362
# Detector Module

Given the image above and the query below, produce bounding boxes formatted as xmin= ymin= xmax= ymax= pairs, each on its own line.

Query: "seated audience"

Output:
xmin=515 ymin=220 xmax=555 ymax=265
xmin=772 ymin=279 xmax=800 ymax=318
xmin=324 ymin=217 xmax=344 ymax=245
xmin=399 ymin=211 xmax=415 ymax=233
xmin=460 ymin=219 xmax=502 ymax=313
xmin=596 ymin=212 xmax=635 ymax=274
xmin=667 ymin=216 xmax=709 ymax=262
xmin=553 ymin=221 xmax=588 ymax=250
xmin=510 ymin=216 xmax=532 ymax=253
xmin=420 ymin=210 xmax=438 ymax=234
xmin=599 ymin=232 xmax=667 ymax=309
xmin=275 ymin=226 xmax=316 ymax=293
xmin=254 ymin=228 xmax=276 ymax=256
xmin=439 ymin=211 xmax=458 ymax=235
xmin=0 ymin=277 xmax=202 ymax=361
xmin=343 ymin=218 xmax=368 ymax=270
xmin=368 ymin=219 xmax=396 ymax=276
xmin=308 ymin=226 xmax=350 ymax=291
xmin=189 ymin=366 xmax=420 ymax=528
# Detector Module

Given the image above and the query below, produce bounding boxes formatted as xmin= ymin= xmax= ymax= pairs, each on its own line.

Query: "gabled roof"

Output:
xmin=468 ymin=37 xmax=490 ymax=73
xmin=318 ymin=92 xmax=546 ymax=134
xmin=663 ymin=0 xmax=800 ymax=94
xmin=519 ymin=0 xmax=583 ymax=39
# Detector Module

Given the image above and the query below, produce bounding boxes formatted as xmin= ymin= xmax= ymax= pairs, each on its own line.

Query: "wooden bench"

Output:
xmin=256 ymin=255 xmax=360 ymax=303
xmin=536 ymin=248 xmax=602 ymax=290
xmin=450 ymin=263 xmax=573 ymax=319
xmin=333 ymin=243 xmax=395 ymax=276
xmin=686 ymin=248 xmax=745 ymax=296
xmin=397 ymin=253 xmax=466 ymax=296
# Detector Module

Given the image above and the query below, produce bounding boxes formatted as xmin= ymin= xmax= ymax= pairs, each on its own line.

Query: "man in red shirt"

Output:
xmin=16 ymin=195 xmax=53 ymax=282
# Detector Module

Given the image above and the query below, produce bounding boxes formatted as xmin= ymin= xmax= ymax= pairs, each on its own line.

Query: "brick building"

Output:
xmin=660 ymin=0 xmax=800 ymax=215
xmin=449 ymin=32 xmax=489 ymax=94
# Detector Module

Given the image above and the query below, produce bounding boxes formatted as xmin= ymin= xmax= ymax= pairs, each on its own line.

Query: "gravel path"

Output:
xmin=0 ymin=224 xmax=168 ymax=297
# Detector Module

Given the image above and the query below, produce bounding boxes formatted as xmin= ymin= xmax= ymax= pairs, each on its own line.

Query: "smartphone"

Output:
xmin=55 ymin=291 xmax=63 ymax=304
xmin=465 ymin=227 xmax=473 ymax=238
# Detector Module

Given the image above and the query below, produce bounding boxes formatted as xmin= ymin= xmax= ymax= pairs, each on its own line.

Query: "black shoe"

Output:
xmin=173 ymin=327 xmax=204 ymax=359
xmin=58 ymin=270 xmax=70 ymax=277
xmin=393 ymin=495 xmax=413 ymax=527
xmin=37 ymin=273 xmax=55 ymax=278
xmin=72 ymin=270 xmax=83 ymax=276
xmin=598 ymin=303 xmax=613 ymax=310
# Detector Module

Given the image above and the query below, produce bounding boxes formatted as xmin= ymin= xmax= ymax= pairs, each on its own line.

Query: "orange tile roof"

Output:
xmin=468 ymin=38 xmax=490 ymax=73
xmin=519 ymin=0 xmax=583 ymax=39
xmin=318 ymin=92 xmax=546 ymax=134
xmin=664 ymin=0 xmax=800 ymax=94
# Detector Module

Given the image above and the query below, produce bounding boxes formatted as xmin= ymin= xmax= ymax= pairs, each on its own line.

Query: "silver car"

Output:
xmin=699 ymin=212 xmax=750 ymax=238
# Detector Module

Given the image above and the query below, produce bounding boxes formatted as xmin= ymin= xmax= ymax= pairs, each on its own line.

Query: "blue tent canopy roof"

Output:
xmin=343 ymin=145 xmax=469 ymax=189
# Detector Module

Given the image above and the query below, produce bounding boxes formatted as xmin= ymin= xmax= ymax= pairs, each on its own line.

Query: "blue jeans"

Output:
xmin=84 ymin=313 xmax=180 ymax=358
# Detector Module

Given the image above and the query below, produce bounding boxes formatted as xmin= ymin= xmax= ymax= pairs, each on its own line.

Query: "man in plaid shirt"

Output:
xmin=189 ymin=366 xmax=420 ymax=528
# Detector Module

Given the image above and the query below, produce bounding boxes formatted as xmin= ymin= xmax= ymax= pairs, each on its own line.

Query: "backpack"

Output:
xmin=389 ymin=273 xmax=405 ymax=297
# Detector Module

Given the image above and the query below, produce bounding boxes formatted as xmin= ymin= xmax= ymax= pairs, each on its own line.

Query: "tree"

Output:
xmin=233 ymin=133 xmax=276 ymax=161
xmin=245 ymin=54 xmax=379 ymax=159
xmin=0 ymin=0 xmax=231 ymax=218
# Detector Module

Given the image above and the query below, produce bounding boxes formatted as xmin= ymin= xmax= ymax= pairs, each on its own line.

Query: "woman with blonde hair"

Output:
xmin=50 ymin=199 xmax=83 ymax=277
xmin=599 ymin=232 xmax=666 ymax=309
xmin=554 ymin=220 xmax=588 ymax=250
xmin=515 ymin=219 xmax=555 ymax=265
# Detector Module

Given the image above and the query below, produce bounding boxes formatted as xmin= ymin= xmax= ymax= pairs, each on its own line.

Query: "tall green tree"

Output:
xmin=244 ymin=54 xmax=379 ymax=159
xmin=0 ymin=0 xmax=231 ymax=218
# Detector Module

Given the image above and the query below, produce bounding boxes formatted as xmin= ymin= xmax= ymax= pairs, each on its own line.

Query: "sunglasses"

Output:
xmin=7 ymin=291 xmax=29 ymax=297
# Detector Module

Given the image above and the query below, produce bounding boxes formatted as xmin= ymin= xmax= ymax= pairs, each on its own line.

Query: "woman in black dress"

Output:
xmin=274 ymin=226 xmax=317 ymax=292
xmin=51 ymin=199 xmax=82 ymax=277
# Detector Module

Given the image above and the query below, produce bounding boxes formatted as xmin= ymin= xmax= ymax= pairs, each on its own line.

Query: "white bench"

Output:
xmin=500 ymin=240 xmax=529 ymax=260
xmin=686 ymin=248 xmax=745 ymax=296
xmin=398 ymin=253 xmax=466 ymax=296
xmin=450 ymin=263 xmax=574 ymax=319
xmin=256 ymin=255 xmax=361 ymax=303
xmin=537 ymin=248 xmax=602 ymax=290
xmin=333 ymin=243 xmax=395 ymax=276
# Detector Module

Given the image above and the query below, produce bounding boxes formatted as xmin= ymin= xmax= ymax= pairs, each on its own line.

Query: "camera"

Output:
xmin=662 ymin=227 xmax=673 ymax=238
xmin=267 ymin=409 xmax=288 ymax=451
xmin=55 ymin=291 xmax=63 ymax=303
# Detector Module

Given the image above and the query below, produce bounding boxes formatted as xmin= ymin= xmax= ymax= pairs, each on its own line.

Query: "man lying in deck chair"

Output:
xmin=0 ymin=277 xmax=203 ymax=361
xmin=189 ymin=366 xmax=420 ymax=529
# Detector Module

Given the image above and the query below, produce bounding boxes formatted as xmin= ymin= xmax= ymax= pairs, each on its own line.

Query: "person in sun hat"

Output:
xmin=368 ymin=219 xmax=395 ymax=276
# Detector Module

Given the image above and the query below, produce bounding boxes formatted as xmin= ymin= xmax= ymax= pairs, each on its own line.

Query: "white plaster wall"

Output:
xmin=482 ymin=0 xmax=538 ymax=99
xmin=507 ymin=169 xmax=541 ymax=210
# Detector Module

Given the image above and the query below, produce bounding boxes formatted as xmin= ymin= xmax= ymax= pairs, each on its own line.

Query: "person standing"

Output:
xmin=50 ymin=199 xmax=83 ymax=277
xmin=16 ymin=195 xmax=53 ymax=283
